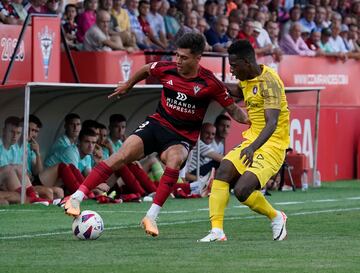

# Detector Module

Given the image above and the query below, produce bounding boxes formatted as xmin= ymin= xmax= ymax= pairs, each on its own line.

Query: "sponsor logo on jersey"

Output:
xmin=176 ymin=92 xmax=187 ymax=101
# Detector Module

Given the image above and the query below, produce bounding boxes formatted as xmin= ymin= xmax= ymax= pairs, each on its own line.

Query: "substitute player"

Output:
xmin=199 ymin=39 xmax=290 ymax=242
xmin=63 ymin=32 xmax=249 ymax=237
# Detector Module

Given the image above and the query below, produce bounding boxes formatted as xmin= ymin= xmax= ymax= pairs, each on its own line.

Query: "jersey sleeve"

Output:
xmin=148 ymin=61 xmax=173 ymax=78
xmin=211 ymin=80 xmax=235 ymax=108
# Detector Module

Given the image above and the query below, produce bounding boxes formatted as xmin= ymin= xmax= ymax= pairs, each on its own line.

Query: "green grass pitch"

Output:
xmin=1 ymin=181 xmax=360 ymax=273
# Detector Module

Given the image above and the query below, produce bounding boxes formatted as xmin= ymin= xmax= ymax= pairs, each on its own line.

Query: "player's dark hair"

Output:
xmin=29 ymin=114 xmax=43 ymax=128
xmin=4 ymin=116 xmax=22 ymax=127
xmin=139 ymin=0 xmax=150 ymax=7
xmin=228 ymin=39 xmax=257 ymax=64
xmin=82 ymin=119 xmax=100 ymax=130
xmin=97 ymin=123 xmax=107 ymax=130
xmin=79 ymin=128 xmax=97 ymax=141
xmin=64 ymin=113 xmax=81 ymax=124
xmin=109 ymin=114 xmax=126 ymax=125
xmin=176 ymin=32 xmax=205 ymax=55
xmin=214 ymin=114 xmax=231 ymax=126
xmin=65 ymin=3 xmax=77 ymax=13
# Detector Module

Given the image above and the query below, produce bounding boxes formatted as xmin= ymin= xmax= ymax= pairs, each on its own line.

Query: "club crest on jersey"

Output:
xmin=252 ymin=86 xmax=258 ymax=94
xmin=193 ymin=85 xmax=201 ymax=95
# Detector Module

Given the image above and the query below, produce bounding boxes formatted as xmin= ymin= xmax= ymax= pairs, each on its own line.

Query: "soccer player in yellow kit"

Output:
xmin=199 ymin=39 xmax=290 ymax=242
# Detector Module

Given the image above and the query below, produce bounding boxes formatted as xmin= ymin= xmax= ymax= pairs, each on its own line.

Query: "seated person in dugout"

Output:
xmin=185 ymin=122 xmax=223 ymax=182
xmin=36 ymin=128 xmax=102 ymax=197
xmin=45 ymin=113 xmax=82 ymax=167
xmin=25 ymin=114 xmax=64 ymax=201
xmin=0 ymin=116 xmax=50 ymax=205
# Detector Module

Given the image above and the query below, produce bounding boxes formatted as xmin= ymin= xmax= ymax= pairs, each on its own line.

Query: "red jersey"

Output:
xmin=148 ymin=61 xmax=234 ymax=144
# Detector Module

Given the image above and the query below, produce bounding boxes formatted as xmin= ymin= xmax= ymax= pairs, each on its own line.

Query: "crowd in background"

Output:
xmin=1 ymin=0 xmax=360 ymax=59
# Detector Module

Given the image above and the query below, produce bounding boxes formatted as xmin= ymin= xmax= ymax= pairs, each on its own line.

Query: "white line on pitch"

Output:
xmin=1 ymin=207 xmax=360 ymax=240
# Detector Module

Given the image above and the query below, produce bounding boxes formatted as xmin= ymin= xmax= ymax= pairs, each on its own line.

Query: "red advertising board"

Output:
xmin=0 ymin=25 xmax=32 ymax=83
xmin=32 ymin=16 xmax=61 ymax=82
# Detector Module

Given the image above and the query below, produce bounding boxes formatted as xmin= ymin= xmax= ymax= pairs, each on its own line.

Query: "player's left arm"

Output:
xmin=225 ymin=103 xmax=250 ymax=125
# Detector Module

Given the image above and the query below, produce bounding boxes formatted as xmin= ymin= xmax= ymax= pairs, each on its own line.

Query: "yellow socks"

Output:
xmin=242 ymin=190 xmax=277 ymax=220
xmin=209 ymin=179 xmax=230 ymax=230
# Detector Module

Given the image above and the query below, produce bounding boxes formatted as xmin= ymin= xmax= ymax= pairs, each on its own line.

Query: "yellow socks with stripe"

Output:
xmin=242 ymin=190 xmax=277 ymax=220
xmin=209 ymin=179 xmax=230 ymax=230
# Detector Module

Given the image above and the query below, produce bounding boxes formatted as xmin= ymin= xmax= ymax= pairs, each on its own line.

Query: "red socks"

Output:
xmin=81 ymin=162 xmax=113 ymax=195
xmin=116 ymin=165 xmax=146 ymax=196
xmin=57 ymin=163 xmax=81 ymax=194
xmin=153 ymin=167 xmax=179 ymax=206
xmin=127 ymin=163 xmax=157 ymax=193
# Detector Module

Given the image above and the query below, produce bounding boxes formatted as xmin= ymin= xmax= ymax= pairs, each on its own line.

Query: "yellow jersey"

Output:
xmin=239 ymin=65 xmax=290 ymax=149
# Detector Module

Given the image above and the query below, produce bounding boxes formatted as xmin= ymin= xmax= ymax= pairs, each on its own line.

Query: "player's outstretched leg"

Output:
xmin=63 ymin=162 xmax=114 ymax=217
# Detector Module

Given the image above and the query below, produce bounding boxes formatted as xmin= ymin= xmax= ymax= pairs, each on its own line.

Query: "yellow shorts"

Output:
xmin=224 ymin=140 xmax=286 ymax=188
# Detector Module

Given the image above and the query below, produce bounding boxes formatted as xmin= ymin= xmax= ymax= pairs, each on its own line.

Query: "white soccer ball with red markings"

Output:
xmin=72 ymin=210 xmax=104 ymax=240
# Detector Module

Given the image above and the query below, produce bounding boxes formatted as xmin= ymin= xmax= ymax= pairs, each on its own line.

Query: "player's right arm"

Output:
xmin=108 ymin=63 xmax=152 ymax=98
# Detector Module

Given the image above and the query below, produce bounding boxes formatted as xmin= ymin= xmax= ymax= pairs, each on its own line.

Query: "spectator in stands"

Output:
xmin=163 ymin=0 xmax=180 ymax=40
xmin=45 ymin=113 xmax=81 ymax=167
xmin=238 ymin=18 xmax=258 ymax=49
xmin=328 ymin=22 xmax=348 ymax=53
xmin=46 ymin=0 xmax=63 ymax=15
xmin=227 ymin=22 xmax=240 ymax=43
xmin=76 ymin=0 xmax=98 ymax=43
xmin=281 ymin=4 xmax=301 ymax=36
xmin=267 ymin=0 xmax=288 ymax=23
xmin=11 ymin=0 xmax=28 ymax=23
xmin=306 ymin=29 xmax=321 ymax=50
xmin=216 ymin=0 xmax=226 ymax=16
xmin=252 ymin=20 xmax=275 ymax=57
xmin=99 ymin=0 xmax=138 ymax=51
xmin=0 ymin=116 xmax=50 ymax=205
xmin=330 ymin=11 xmax=342 ymax=28
xmin=299 ymin=4 xmax=316 ymax=33
xmin=205 ymin=15 xmax=231 ymax=52
xmin=62 ymin=4 xmax=80 ymax=50
xmin=348 ymin=24 xmax=360 ymax=52
xmin=111 ymin=0 xmax=130 ymax=33
xmin=314 ymin=6 xmax=327 ymax=32
xmin=212 ymin=114 xmax=231 ymax=155
xmin=83 ymin=9 xmax=126 ymax=51
xmin=0 ymin=0 xmax=22 ymax=24
xmin=146 ymin=0 xmax=168 ymax=49
xmin=225 ymin=0 xmax=237 ymax=16
xmin=266 ymin=21 xmax=283 ymax=57
xmin=124 ymin=0 xmax=153 ymax=49
xmin=178 ymin=0 xmax=193 ymax=18
xmin=204 ymin=0 xmax=218 ymax=27
xmin=99 ymin=0 xmax=120 ymax=32
xmin=247 ymin=4 xmax=259 ymax=19
xmin=228 ymin=9 xmax=245 ymax=25
xmin=279 ymin=22 xmax=317 ymax=56
xmin=185 ymin=123 xmax=223 ymax=182
xmin=25 ymin=0 xmax=50 ymax=15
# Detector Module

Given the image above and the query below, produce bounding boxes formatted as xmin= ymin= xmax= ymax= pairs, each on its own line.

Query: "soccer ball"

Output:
xmin=72 ymin=210 xmax=104 ymax=240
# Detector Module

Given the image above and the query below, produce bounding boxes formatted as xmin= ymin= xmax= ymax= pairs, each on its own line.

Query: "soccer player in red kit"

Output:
xmin=64 ymin=32 xmax=249 ymax=237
